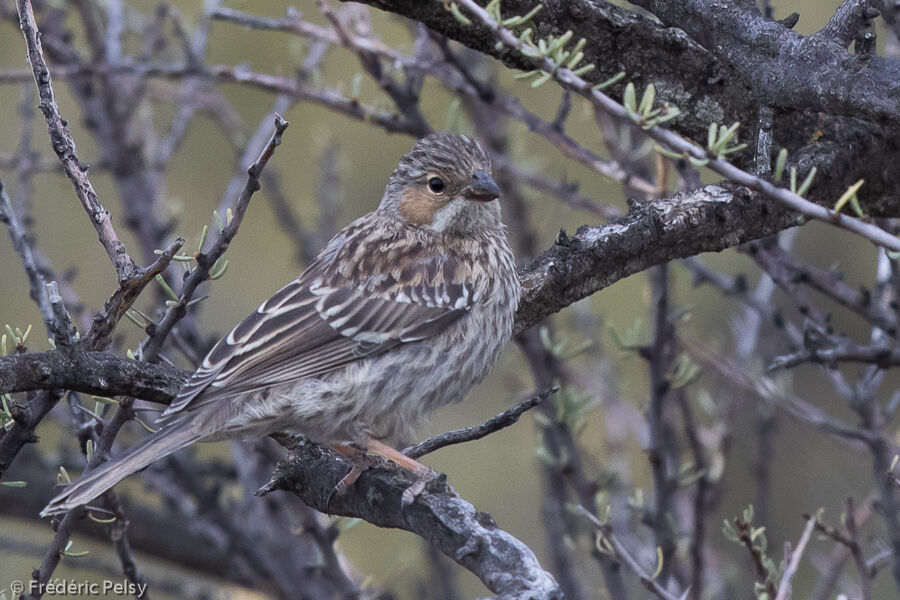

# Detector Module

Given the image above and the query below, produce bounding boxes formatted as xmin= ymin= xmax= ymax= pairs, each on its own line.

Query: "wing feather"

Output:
xmin=160 ymin=226 xmax=475 ymax=422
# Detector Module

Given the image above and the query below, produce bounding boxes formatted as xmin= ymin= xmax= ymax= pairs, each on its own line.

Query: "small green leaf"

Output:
xmin=546 ymin=30 xmax=573 ymax=55
xmin=485 ymin=0 xmax=501 ymax=20
xmin=88 ymin=512 xmax=117 ymax=524
xmin=571 ymin=63 xmax=594 ymax=76
xmin=715 ymin=121 xmax=740 ymax=149
xmin=197 ymin=224 xmax=209 ymax=253
xmin=592 ymin=71 xmax=625 ymax=91
xmin=125 ymin=309 xmax=145 ymax=328
xmin=155 ymin=274 xmax=179 ymax=301
xmin=623 ymin=82 xmax=637 ymax=112
xmin=448 ymin=2 xmax=472 ymax=25
xmin=517 ymin=28 xmax=534 ymax=45
xmin=566 ymin=50 xmax=584 ymax=69
xmin=134 ymin=416 xmax=158 ymax=434
xmin=796 ymin=167 xmax=817 ymax=197
xmin=774 ymin=148 xmax=788 ymax=180
xmin=63 ymin=540 xmax=90 ymax=558
xmin=1 ymin=480 xmax=27 ymax=488
xmin=517 ymin=4 xmax=543 ymax=23
xmin=531 ymin=71 xmax=553 ymax=87
xmin=638 ymin=84 xmax=656 ymax=117
xmin=58 ymin=466 xmax=71 ymax=485
xmin=707 ymin=122 xmax=718 ymax=152
xmin=834 ymin=179 xmax=865 ymax=214
xmin=688 ymin=156 xmax=709 ymax=167
xmin=209 ymin=258 xmax=229 ymax=281
xmin=719 ymin=142 xmax=747 ymax=156
xmin=653 ymin=144 xmax=683 ymax=160
xmin=651 ymin=106 xmax=681 ymax=126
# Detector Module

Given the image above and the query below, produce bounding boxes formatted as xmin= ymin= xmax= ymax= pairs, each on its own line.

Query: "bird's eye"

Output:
xmin=427 ymin=177 xmax=445 ymax=194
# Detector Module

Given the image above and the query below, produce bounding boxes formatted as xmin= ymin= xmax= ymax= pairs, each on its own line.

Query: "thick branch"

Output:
xmin=257 ymin=441 xmax=562 ymax=600
xmin=0 ymin=349 xmax=187 ymax=403
xmin=515 ymin=184 xmax=794 ymax=334
xmin=629 ymin=0 xmax=900 ymax=122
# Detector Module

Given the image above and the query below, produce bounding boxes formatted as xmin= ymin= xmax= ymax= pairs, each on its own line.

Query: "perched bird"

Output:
xmin=43 ymin=133 xmax=521 ymax=516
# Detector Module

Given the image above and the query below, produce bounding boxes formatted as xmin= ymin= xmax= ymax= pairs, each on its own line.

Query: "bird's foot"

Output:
xmin=401 ymin=471 xmax=455 ymax=506
xmin=329 ymin=443 xmax=373 ymax=502
xmin=401 ymin=477 xmax=427 ymax=507
xmin=329 ymin=439 xmax=455 ymax=507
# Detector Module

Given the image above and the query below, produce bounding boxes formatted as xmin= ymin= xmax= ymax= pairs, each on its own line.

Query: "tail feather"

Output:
xmin=41 ymin=424 xmax=201 ymax=517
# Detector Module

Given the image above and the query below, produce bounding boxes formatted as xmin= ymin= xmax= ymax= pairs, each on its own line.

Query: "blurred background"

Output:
xmin=1 ymin=1 xmax=897 ymax=598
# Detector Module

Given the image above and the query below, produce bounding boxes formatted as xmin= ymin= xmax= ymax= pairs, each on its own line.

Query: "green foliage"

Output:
xmin=774 ymin=148 xmax=788 ymax=180
xmin=723 ymin=505 xmax=782 ymax=599
xmin=608 ymin=318 xmax=644 ymax=353
xmin=549 ymin=386 xmax=601 ymax=436
xmin=2 ymin=323 xmax=33 ymax=355
xmin=833 ymin=179 xmax=865 ymax=217
xmin=538 ymin=326 xmax=592 ymax=360
xmin=62 ymin=539 xmax=90 ymax=558
xmin=152 ymin=211 xmax=232 ymax=306
xmin=621 ymin=82 xmax=680 ymax=129
xmin=667 ymin=353 xmax=701 ymax=389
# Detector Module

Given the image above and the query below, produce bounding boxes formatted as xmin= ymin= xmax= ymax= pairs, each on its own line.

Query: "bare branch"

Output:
xmin=403 ymin=386 xmax=558 ymax=459
xmin=15 ymin=0 xmax=139 ymax=280
xmin=774 ymin=515 xmax=817 ymax=600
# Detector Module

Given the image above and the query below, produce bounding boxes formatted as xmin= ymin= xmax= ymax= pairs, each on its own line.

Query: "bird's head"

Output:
xmin=381 ymin=133 xmax=503 ymax=236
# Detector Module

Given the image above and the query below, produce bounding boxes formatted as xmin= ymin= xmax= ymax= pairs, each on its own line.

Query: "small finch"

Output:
xmin=43 ymin=133 xmax=521 ymax=516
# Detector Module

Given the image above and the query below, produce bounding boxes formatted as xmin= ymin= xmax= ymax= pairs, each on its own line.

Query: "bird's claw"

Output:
xmin=400 ymin=469 xmax=455 ymax=507
xmin=401 ymin=477 xmax=428 ymax=507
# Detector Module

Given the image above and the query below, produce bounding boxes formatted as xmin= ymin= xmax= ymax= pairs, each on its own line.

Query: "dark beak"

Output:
xmin=463 ymin=170 xmax=501 ymax=202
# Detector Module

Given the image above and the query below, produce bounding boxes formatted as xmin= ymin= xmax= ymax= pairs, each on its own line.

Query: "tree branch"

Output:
xmin=15 ymin=0 xmax=138 ymax=281
xmin=402 ymin=386 xmax=558 ymax=459
xmin=257 ymin=440 xmax=562 ymax=599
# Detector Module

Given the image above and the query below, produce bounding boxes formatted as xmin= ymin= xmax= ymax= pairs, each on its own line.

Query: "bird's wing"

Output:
xmin=159 ymin=230 xmax=474 ymax=421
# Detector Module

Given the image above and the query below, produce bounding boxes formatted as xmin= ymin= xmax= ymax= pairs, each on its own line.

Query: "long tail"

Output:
xmin=41 ymin=423 xmax=202 ymax=517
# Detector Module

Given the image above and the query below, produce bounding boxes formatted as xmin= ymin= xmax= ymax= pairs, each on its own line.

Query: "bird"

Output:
xmin=42 ymin=132 xmax=521 ymax=516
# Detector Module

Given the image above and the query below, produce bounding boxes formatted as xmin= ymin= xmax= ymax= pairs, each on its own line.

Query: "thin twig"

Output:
xmin=0 ymin=178 xmax=55 ymax=335
xmin=403 ymin=386 xmax=559 ymax=459
xmin=15 ymin=0 xmax=140 ymax=279
xmin=142 ymin=114 xmax=289 ymax=361
xmin=774 ymin=515 xmax=817 ymax=600
xmin=844 ymin=496 xmax=874 ymax=600
xmin=24 ymin=396 xmax=139 ymax=599
xmin=575 ymin=505 xmax=681 ymax=600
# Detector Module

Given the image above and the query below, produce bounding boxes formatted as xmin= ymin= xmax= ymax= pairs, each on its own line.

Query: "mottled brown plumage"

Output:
xmin=43 ymin=133 xmax=520 ymax=516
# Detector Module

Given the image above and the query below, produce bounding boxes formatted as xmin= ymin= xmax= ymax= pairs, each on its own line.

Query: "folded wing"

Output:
xmin=159 ymin=235 xmax=473 ymax=422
